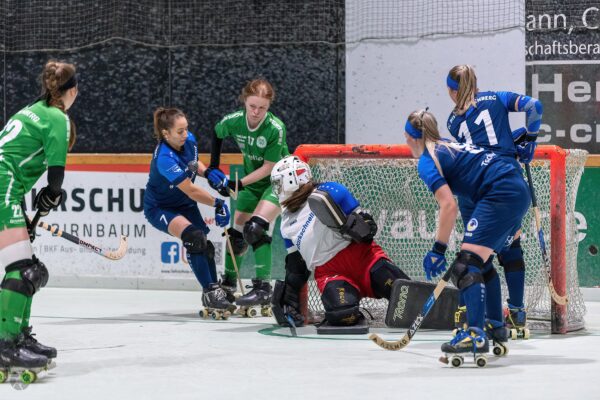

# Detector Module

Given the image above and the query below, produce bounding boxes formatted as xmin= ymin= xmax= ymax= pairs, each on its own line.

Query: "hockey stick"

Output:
xmin=524 ymin=163 xmax=568 ymax=305
xmin=224 ymin=228 xmax=245 ymax=296
xmin=369 ymin=263 xmax=456 ymax=351
xmin=37 ymin=221 xmax=128 ymax=260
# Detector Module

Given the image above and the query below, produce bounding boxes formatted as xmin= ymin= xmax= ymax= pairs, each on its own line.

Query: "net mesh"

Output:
xmin=305 ymin=149 xmax=588 ymax=332
xmin=0 ymin=0 xmax=530 ymax=52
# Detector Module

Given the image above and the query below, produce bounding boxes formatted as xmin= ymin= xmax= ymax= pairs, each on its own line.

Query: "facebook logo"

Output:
xmin=161 ymin=242 xmax=180 ymax=263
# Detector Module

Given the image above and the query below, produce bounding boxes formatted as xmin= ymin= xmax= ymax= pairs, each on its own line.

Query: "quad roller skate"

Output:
xmin=505 ymin=303 xmax=530 ymax=340
xmin=439 ymin=327 xmax=489 ymax=368
xmin=0 ymin=339 xmax=54 ymax=384
xmin=18 ymin=326 xmax=57 ymax=360
xmin=485 ymin=320 xmax=509 ymax=356
xmin=236 ymin=279 xmax=273 ymax=318
xmin=220 ymin=275 xmax=240 ymax=313
xmin=199 ymin=283 xmax=233 ymax=320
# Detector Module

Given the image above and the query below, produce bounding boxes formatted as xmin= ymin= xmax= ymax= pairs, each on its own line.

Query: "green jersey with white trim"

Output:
xmin=0 ymin=100 xmax=70 ymax=196
xmin=215 ymin=110 xmax=289 ymax=188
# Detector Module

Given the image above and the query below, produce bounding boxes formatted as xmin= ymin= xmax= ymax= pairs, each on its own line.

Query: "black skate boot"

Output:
xmin=236 ymin=278 xmax=272 ymax=317
xmin=200 ymin=283 xmax=233 ymax=320
xmin=440 ymin=326 xmax=489 ymax=368
xmin=0 ymin=338 xmax=50 ymax=384
xmin=485 ymin=319 xmax=509 ymax=356
xmin=220 ymin=275 xmax=238 ymax=310
xmin=18 ymin=326 xmax=57 ymax=359
xmin=505 ymin=302 xmax=530 ymax=339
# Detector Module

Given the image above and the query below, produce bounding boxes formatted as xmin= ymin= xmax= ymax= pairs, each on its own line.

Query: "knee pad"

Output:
xmin=369 ymin=258 xmax=410 ymax=299
xmin=482 ymin=256 xmax=498 ymax=283
xmin=321 ymin=280 xmax=362 ymax=326
xmin=2 ymin=257 xmax=49 ymax=296
xmin=450 ymin=250 xmax=484 ymax=290
xmin=243 ymin=216 xmax=272 ymax=251
xmin=181 ymin=225 xmax=207 ymax=254
xmin=226 ymin=227 xmax=248 ymax=256
xmin=498 ymin=237 xmax=525 ymax=273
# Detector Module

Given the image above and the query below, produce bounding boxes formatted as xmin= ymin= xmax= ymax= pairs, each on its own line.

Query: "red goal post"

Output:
xmin=293 ymin=144 xmax=587 ymax=334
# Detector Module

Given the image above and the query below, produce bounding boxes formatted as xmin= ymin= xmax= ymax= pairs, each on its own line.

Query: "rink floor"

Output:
xmin=2 ymin=287 xmax=599 ymax=399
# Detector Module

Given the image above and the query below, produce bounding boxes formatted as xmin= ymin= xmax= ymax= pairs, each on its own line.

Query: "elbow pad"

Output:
xmin=518 ymin=96 xmax=543 ymax=133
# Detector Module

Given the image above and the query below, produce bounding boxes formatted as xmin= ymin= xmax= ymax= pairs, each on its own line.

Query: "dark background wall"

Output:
xmin=0 ymin=1 xmax=344 ymax=153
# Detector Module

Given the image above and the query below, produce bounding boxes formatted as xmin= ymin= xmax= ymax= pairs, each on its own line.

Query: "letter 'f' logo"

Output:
xmin=161 ymin=242 xmax=180 ymax=263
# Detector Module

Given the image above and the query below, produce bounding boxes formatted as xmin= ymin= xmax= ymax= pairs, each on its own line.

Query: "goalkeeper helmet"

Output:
xmin=271 ymin=156 xmax=312 ymax=202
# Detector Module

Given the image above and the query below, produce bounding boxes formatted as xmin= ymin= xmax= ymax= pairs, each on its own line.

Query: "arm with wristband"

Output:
xmin=423 ymin=184 xmax=456 ymax=280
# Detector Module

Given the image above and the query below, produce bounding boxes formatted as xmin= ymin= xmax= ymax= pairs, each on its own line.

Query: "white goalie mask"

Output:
xmin=271 ymin=156 xmax=313 ymax=202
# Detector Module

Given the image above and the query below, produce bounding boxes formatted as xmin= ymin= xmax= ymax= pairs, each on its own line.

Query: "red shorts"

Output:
xmin=314 ymin=241 xmax=388 ymax=299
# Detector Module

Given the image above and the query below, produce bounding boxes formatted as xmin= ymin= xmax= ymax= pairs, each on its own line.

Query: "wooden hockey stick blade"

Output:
xmin=37 ymin=221 xmax=128 ymax=260
xmin=369 ymin=266 xmax=454 ymax=351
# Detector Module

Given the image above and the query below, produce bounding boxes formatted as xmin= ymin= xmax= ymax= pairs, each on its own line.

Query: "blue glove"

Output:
xmin=516 ymin=140 xmax=537 ymax=164
xmin=204 ymin=167 xmax=228 ymax=191
xmin=214 ymin=198 xmax=230 ymax=228
xmin=423 ymin=241 xmax=447 ymax=281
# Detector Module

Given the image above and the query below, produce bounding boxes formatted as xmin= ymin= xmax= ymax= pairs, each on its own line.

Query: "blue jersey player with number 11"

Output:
xmin=446 ymin=65 xmax=543 ymax=338
xmin=404 ymin=109 xmax=530 ymax=364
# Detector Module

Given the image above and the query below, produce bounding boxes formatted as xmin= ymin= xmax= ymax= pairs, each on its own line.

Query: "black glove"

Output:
xmin=34 ymin=186 xmax=63 ymax=216
xmin=227 ymin=179 xmax=244 ymax=193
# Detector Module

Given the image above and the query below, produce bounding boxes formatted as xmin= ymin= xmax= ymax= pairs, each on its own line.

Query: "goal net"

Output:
xmin=294 ymin=144 xmax=587 ymax=334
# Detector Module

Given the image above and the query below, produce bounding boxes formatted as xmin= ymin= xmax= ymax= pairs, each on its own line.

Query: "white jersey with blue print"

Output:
xmin=447 ymin=91 xmax=521 ymax=157
xmin=418 ymin=142 xmax=520 ymax=201
xmin=279 ymin=182 xmax=359 ymax=270
xmin=144 ymin=132 xmax=199 ymax=209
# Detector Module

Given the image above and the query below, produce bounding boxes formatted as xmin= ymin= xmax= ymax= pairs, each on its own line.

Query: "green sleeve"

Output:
xmin=44 ymin=109 xmax=69 ymax=167
xmin=214 ymin=118 xmax=231 ymax=140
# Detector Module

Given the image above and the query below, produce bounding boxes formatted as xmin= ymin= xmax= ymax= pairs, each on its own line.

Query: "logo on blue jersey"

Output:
xmin=504 ymin=235 xmax=515 ymax=248
xmin=481 ymin=153 xmax=496 ymax=166
xmin=161 ymin=242 xmax=180 ymax=263
xmin=467 ymin=218 xmax=479 ymax=232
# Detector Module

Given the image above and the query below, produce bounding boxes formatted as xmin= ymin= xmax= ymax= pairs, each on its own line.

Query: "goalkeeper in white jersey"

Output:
xmin=269 ymin=156 xmax=410 ymax=329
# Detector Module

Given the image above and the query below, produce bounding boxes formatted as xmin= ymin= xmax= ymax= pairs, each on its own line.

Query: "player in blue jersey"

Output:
xmin=404 ymin=109 xmax=530 ymax=358
xmin=446 ymin=65 xmax=543 ymax=336
xmin=144 ymin=108 xmax=232 ymax=315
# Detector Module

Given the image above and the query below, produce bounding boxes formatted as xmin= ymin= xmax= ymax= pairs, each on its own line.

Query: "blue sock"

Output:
xmin=462 ymin=266 xmax=486 ymax=329
xmin=186 ymin=253 xmax=214 ymax=289
xmin=505 ymin=271 xmax=525 ymax=308
xmin=482 ymin=262 xmax=503 ymax=323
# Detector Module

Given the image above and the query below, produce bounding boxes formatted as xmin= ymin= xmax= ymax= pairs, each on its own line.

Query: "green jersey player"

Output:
xmin=205 ymin=78 xmax=289 ymax=311
xmin=0 ymin=60 xmax=78 ymax=375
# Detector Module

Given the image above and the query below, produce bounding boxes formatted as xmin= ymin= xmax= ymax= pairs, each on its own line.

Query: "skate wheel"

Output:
xmin=223 ymin=311 xmax=231 ymax=319
xmin=0 ymin=369 xmax=7 ymax=383
xmin=510 ymin=328 xmax=518 ymax=340
xmin=261 ymin=307 xmax=272 ymax=317
xmin=475 ymin=356 xmax=487 ymax=368
xmin=450 ymin=356 xmax=463 ymax=368
xmin=211 ymin=311 xmax=221 ymax=320
xmin=493 ymin=344 xmax=507 ymax=357
xmin=20 ymin=370 xmax=37 ymax=384
xmin=246 ymin=308 xmax=257 ymax=318
xmin=523 ymin=329 xmax=531 ymax=340
xmin=199 ymin=309 xmax=209 ymax=319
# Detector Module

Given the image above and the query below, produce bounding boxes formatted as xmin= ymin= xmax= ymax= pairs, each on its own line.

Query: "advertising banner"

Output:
xmin=526 ymin=1 xmax=600 ymax=153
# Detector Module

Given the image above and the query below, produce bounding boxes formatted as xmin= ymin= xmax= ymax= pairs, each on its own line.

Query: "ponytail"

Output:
xmin=153 ymin=107 xmax=186 ymax=142
xmin=448 ymin=65 xmax=478 ymax=115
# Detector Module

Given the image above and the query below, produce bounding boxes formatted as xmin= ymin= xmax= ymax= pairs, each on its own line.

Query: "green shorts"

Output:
xmin=0 ymin=172 xmax=27 ymax=229
xmin=235 ymin=184 xmax=280 ymax=214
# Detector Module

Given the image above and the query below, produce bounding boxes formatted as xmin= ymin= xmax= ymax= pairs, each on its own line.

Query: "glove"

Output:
xmin=226 ymin=179 xmax=244 ymax=194
xmin=516 ymin=140 xmax=537 ymax=164
xmin=34 ymin=186 xmax=63 ymax=216
xmin=204 ymin=167 xmax=228 ymax=191
xmin=423 ymin=241 xmax=447 ymax=281
xmin=214 ymin=198 xmax=230 ymax=228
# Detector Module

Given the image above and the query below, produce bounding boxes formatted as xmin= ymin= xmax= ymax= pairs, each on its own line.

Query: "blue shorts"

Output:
xmin=144 ymin=204 xmax=209 ymax=236
xmin=462 ymin=171 xmax=530 ymax=253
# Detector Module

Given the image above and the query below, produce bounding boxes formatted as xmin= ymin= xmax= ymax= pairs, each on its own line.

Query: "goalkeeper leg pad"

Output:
xmin=385 ymin=279 xmax=459 ymax=330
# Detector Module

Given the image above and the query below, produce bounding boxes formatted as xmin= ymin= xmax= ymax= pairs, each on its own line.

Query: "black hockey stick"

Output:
xmin=369 ymin=263 xmax=456 ymax=351
xmin=524 ymin=163 xmax=567 ymax=305
xmin=37 ymin=221 xmax=128 ymax=260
